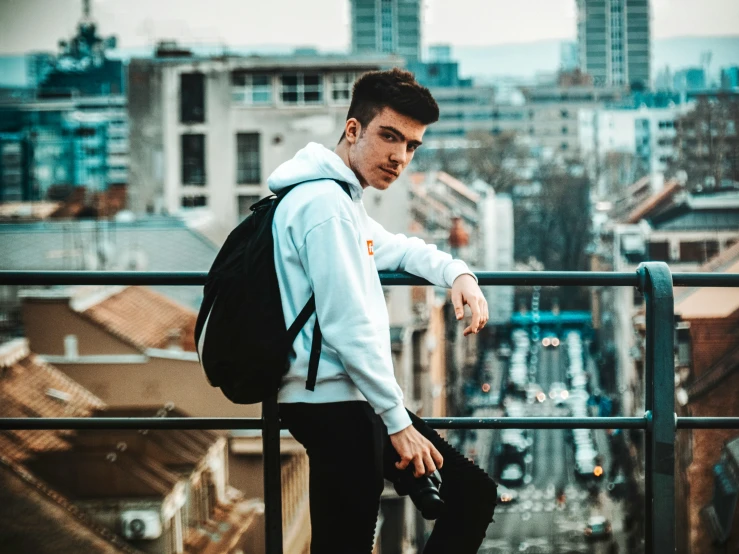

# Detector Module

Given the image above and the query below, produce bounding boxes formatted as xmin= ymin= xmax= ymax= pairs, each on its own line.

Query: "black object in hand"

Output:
xmin=393 ymin=467 xmax=445 ymax=520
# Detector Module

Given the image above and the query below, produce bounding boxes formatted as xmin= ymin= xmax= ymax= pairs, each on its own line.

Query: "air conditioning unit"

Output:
xmin=120 ymin=510 xmax=162 ymax=540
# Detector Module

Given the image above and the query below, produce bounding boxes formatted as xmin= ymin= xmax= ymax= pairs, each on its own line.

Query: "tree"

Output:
xmin=670 ymin=93 xmax=739 ymax=189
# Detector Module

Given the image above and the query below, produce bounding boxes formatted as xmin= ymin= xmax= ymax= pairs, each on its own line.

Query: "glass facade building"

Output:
xmin=351 ymin=0 xmax=421 ymax=61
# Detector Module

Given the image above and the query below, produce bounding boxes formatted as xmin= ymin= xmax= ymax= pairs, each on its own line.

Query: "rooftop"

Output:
xmin=675 ymin=241 xmax=739 ymax=320
xmin=75 ymin=286 xmax=198 ymax=352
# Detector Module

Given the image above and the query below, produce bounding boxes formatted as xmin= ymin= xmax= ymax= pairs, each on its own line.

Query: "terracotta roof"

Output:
xmin=0 ymin=339 xmax=106 ymax=462
xmin=77 ymin=286 xmax=198 ymax=352
xmin=435 ymin=171 xmax=481 ymax=203
xmin=674 ymin=242 xmax=739 ymax=319
xmin=0 ymin=201 xmax=62 ymax=221
xmin=0 ymin=459 xmax=142 ymax=554
xmin=625 ymin=179 xmax=683 ymax=224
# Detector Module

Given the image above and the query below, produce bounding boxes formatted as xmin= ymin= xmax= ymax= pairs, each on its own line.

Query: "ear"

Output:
xmin=344 ymin=118 xmax=361 ymax=145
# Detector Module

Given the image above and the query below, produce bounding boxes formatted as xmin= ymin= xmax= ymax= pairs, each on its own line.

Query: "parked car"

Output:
xmin=497 ymin=484 xmax=518 ymax=504
xmin=549 ymin=381 xmax=569 ymax=405
xmin=607 ymin=473 xmax=628 ymax=500
xmin=499 ymin=463 xmax=525 ymax=487
xmin=584 ymin=515 xmax=612 ymax=541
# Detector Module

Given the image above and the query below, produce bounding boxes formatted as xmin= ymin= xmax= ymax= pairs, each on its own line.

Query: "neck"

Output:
xmin=334 ymin=141 xmax=368 ymax=189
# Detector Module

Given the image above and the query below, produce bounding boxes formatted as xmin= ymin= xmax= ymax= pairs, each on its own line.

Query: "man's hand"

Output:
xmin=452 ymin=274 xmax=488 ymax=336
xmin=390 ymin=425 xmax=444 ymax=478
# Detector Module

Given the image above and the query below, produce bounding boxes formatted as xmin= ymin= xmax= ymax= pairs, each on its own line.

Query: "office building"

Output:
xmin=577 ymin=0 xmax=651 ymax=88
xmin=351 ymin=0 xmax=422 ymax=61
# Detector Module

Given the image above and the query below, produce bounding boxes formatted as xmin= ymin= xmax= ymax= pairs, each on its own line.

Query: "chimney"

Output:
xmin=167 ymin=328 xmax=184 ymax=352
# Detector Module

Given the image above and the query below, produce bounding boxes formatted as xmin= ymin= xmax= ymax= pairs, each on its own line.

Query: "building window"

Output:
xmin=679 ymin=241 xmax=719 ymax=263
xmin=231 ymin=73 xmax=273 ymax=105
xmin=181 ymin=134 xmax=206 ymax=185
xmin=648 ymin=241 xmax=669 ymax=262
xmin=236 ymin=133 xmax=261 ymax=184
xmin=238 ymin=195 xmax=261 ymax=220
xmin=181 ymin=195 xmax=207 ymax=208
xmin=180 ymin=73 xmax=205 ymax=124
xmin=331 ymin=73 xmax=356 ymax=103
xmin=280 ymin=73 xmax=323 ymax=105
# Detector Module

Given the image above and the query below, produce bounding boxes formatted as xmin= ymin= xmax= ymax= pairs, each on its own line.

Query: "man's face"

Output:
xmin=345 ymin=107 xmax=426 ymax=191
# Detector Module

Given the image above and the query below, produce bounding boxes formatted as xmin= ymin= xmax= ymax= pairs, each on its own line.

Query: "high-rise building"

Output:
xmin=577 ymin=0 xmax=651 ymax=89
xmin=350 ymin=0 xmax=422 ymax=61
xmin=721 ymin=66 xmax=739 ymax=90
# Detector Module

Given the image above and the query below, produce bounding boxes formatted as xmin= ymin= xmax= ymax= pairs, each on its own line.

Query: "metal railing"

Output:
xmin=2 ymin=262 xmax=739 ymax=554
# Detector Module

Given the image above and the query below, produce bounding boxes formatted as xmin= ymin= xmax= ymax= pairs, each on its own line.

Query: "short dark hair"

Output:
xmin=340 ymin=68 xmax=439 ymax=142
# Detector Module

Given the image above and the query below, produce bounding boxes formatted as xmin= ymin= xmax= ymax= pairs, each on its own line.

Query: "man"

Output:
xmin=269 ymin=68 xmax=497 ymax=553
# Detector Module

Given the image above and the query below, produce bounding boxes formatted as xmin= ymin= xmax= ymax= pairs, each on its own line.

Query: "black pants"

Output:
xmin=280 ymin=401 xmax=497 ymax=554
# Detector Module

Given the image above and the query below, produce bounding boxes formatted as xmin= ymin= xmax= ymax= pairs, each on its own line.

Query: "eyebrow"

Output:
xmin=379 ymin=125 xmax=423 ymax=148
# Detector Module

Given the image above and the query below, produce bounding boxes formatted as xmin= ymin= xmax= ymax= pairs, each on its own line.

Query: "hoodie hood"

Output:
xmin=268 ymin=142 xmax=363 ymax=200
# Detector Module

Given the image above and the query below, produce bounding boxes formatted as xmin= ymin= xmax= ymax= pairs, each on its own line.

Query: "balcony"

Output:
xmin=1 ymin=264 xmax=739 ymax=553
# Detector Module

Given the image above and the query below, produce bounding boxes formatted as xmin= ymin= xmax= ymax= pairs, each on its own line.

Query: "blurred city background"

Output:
xmin=0 ymin=1 xmax=738 ymax=553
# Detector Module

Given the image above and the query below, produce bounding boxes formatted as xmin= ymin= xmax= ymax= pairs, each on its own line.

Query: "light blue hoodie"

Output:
xmin=269 ymin=142 xmax=475 ymax=434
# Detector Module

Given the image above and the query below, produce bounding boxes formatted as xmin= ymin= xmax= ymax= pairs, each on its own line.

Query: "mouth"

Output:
xmin=380 ymin=167 xmax=399 ymax=177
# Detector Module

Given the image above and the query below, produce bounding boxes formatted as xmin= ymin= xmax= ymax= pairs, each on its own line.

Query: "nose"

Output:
xmin=389 ymin=145 xmax=407 ymax=166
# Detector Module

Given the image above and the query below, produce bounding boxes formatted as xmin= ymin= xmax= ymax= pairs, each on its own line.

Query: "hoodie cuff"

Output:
xmin=380 ymin=403 xmax=413 ymax=435
xmin=444 ymin=260 xmax=478 ymax=288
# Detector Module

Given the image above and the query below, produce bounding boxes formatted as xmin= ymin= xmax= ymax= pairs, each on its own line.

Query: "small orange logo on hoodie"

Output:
xmin=367 ymin=240 xmax=374 ymax=255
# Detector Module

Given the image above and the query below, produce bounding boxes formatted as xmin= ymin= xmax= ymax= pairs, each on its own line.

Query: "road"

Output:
xmin=477 ymin=341 xmax=622 ymax=554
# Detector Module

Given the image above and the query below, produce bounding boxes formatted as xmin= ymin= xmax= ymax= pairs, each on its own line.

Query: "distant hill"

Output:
xmin=2 ymin=36 xmax=737 ymax=88
xmin=450 ymin=35 xmax=739 ymax=81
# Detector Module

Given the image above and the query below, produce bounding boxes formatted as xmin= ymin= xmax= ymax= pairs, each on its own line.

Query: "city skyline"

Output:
xmin=0 ymin=0 xmax=738 ymax=55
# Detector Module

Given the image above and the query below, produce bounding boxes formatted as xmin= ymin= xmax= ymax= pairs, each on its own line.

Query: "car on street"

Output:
xmin=549 ymin=381 xmax=569 ymax=405
xmin=541 ymin=332 xmax=560 ymax=348
xmin=497 ymin=484 xmax=518 ymax=504
xmin=584 ymin=515 xmax=612 ymax=541
xmin=607 ymin=473 xmax=628 ymax=499
xmin=499 ymin=463 xmax=525 ymax=487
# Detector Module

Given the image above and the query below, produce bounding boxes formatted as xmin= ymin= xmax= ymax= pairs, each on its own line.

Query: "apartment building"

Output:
xmin=127 ymin=48 xmax=398 ymax=232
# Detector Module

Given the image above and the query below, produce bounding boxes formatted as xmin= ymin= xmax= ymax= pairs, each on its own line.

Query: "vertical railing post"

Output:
xmin=638 ymin=262 xmax=675 ymax=553
xmin=263 ymin=395 xmax=283 ymax=554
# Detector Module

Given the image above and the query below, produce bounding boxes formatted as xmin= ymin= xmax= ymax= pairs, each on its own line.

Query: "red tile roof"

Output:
xmin=0 ymin=339 xmax=105 ymax=462
xmin=625 ymin=179 xmax=683 ymax=224
xmin=77 ymin=287 xmax=198 ymax=352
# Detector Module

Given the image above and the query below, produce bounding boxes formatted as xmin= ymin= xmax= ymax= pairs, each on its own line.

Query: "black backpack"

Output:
xmin=194 ymin=179 xmax=351 ymax=404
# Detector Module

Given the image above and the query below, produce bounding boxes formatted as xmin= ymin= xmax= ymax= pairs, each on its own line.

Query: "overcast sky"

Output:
xmin=1 ymin=0 xmax=738 ymax=54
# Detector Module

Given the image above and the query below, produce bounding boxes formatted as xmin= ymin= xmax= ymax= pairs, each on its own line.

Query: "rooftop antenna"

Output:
xmin=82 ymin=0 xmax=92 ymax=21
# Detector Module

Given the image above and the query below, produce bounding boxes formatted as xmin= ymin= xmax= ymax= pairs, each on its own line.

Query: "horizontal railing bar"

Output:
xmin=0 ymin=416 xmax=647 ymax=431
xmin=424 ymin=417 xmax=647 ymax=429
xmin=0 ymin=417 xmax=265 ymax=430
xmin=676 ymin=417 xmax=739 ymax=429
xmin=672 ymin=273 xmax=739 ymax=287
xmin=3 ymin=416 xmax=737 ymax=431
xmin=2 ymin=270 xmax=738 ymax=288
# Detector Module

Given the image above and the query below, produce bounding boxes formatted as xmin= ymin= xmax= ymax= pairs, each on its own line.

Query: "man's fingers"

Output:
xmin=422 ymin=452 xmax=437 ymax=476
xmin=451 ymin=289 xmax=464 ymax=320
xmin=395 ymin=457 xmax=410 ymax=471
xmin=478 ymin=298 xmax=488 ymax=331
xmin=413 ymin=456 xmax=425 ymax=478
xmin=431 ymin=446 xmax=444 ymax=470
xmin=467 ymin=298 xmax=482 ymax=333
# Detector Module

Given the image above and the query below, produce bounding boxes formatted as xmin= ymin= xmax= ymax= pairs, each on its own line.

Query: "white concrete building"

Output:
xmin=579 ymin=103 xmax=695 ymax=197
xmin=127 ymin=50 xmax=399 ymax=236
xmin=592 ymin=183 xmax=739 ymax=416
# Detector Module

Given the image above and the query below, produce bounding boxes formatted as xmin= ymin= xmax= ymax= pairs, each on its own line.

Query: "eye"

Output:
xmin=383 ymin=133 xmax=395 ymax=141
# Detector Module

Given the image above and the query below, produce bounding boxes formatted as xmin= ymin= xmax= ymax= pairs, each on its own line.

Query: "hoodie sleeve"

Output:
xmin=368 ymin=216 xmax=477 ymax=287
xmin=299 ymin=215 xmax=412 ymax=434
